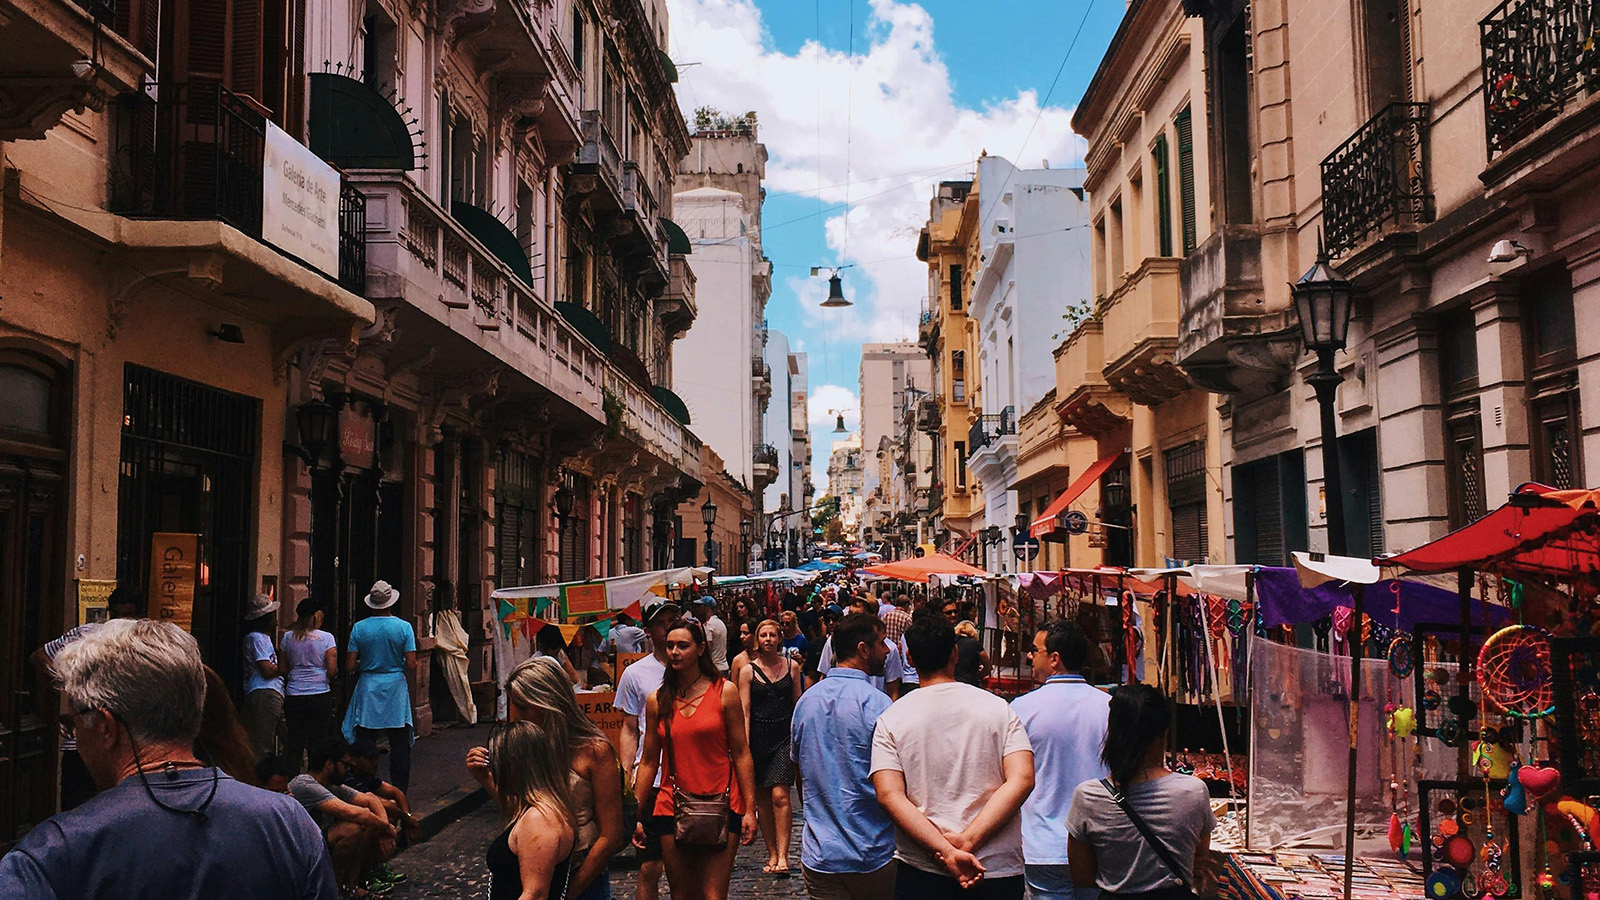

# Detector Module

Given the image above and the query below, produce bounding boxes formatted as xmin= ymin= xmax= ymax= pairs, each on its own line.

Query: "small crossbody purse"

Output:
xmin=664 ymin=693 xmax=733 ymax=846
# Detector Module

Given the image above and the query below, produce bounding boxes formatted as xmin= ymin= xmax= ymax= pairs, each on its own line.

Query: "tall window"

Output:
xmin=950 ymin=350 xmax=966 ymax=403
xmin=1153 ymin=134 xmax=1174 ymax=257
xmin=558 ymin=471 xmax=591 ymax=582
xmin=570 ymin=5 xmax=585 ymax=73
xmin=1439 ymin=310 xmax=1485 ymax=527
xmin=1175 ymin=106 xmax=1198 ymax=253
xmin=1525 ymin=268 xmax=1581 ymax=489
xmin=949 ymin=264 xmax=964 ymax=311
xmin=954 ymin=440 xmax=968 ymax=489
xmin=1165 ymin=442 xmax=1208 ymax=563
xmin=1232 ymin=451 xmax=1308 ymax=565
xmin=496 ymin=448 xmax=540 ymax=588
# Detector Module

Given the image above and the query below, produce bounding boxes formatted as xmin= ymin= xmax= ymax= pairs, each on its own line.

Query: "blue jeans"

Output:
xmin=1026 ymin=864 xmax=1097 ymax=900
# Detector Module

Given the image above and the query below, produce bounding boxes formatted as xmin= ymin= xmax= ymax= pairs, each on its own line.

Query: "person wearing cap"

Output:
xmin=345 ymin=739 xmax=420 ymax=846
xmin=281 ymin=598 xmax=339 ymax=772
xmin=614 ymin=597 xmax=680 ymax=900
xmin=694 ymin=595 xmax=730 ymax=677
xmin=342 ymin=580 xmax=418 ymax=792
xmin=240 ymin=592 xmax=286 ymax=759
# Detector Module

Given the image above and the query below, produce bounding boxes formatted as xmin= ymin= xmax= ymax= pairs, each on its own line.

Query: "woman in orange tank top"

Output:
xmin=633 ymin=619 xmax=759 ymax=900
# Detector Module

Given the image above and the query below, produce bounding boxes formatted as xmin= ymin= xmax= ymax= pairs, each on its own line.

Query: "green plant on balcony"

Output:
xmin=602 ymin=387 xmax=626 ymax=441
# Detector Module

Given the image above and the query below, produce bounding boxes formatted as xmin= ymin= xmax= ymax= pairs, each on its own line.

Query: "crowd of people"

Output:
xmin=0 ymin=574 xmax=1220 ymax=900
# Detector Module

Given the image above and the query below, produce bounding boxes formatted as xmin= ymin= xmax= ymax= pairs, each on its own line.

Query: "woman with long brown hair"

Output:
xmin=634 ymin=620 xmax=758 ymax=900
xmin=737 ymin=619 xmax=801 ymax=876
xmin=486 ymin=720 xmax=576 ymax=900
xmin=469 ymin=657 xmax=624 ymax=900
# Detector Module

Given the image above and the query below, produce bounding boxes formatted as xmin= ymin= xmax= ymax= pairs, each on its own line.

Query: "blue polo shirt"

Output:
xmin=790 ymin=667 xmax=896 ymax=874
xmin=1010 ymin=674 xmax=1111 ymax=865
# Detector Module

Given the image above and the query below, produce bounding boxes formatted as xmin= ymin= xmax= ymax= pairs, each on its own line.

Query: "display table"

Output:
xmin=1221 ymin=850 xmax=1423 ymax=900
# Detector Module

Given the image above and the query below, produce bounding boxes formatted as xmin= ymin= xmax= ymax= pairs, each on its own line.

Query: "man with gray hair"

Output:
xmin=0 ymin=619 xmax=338 ymax=899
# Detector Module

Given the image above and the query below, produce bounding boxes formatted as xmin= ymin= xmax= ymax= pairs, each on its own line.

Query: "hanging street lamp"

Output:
xmin=811 ymin=266 xmax=854 ymax=308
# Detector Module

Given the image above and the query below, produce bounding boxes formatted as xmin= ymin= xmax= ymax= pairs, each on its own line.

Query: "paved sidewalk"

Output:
xmin=393 ymin=722 xmax=492 ymax=838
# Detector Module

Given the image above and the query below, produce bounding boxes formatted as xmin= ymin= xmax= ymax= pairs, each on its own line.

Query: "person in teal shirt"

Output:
xmin=342 ymin=580 xmax=417 ymax=791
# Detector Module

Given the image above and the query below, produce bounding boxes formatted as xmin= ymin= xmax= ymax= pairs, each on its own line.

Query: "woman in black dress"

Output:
xmin=737 ymin=619 xmax=802 ymax=877
xmin=486 ymin=721 xmax=575 ymax=900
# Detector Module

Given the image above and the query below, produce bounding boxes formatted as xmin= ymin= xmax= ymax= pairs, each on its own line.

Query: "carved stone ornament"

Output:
xmin=436 ymin=0 xmax=495 ymax=49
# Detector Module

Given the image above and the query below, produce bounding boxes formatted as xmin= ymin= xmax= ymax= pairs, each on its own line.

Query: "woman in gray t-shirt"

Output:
xmin=1066 ymin=683 xmax=1215 ymax=898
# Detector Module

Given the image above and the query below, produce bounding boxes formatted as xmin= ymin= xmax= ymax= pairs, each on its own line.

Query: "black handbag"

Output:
xmin=664 ymin=699 xmax=733 ymax=846
xmin=1100 ymin=779 xmax=1201 ymax=900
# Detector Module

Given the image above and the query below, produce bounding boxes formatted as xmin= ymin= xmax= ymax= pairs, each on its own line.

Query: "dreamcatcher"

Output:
xmin=1476 ymin=624 xmax=1556 ymax=720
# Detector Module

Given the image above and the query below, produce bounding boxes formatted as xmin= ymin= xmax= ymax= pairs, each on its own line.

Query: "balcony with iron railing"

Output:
xmin=108 ymin=82 xmax=369 ymax=297
xmin=967 ymin=406 xmax=1017 ymax=452
xmin=352 ymin=169 xmax=702 ymax=480
xmin=1480 ymin=0 xmax=1600 ymax=162
xmin=621 ymin=160 xmax=666 ymax=269
xmin=1320 ymin=102 xmax=1433 ymax=259
xmin=752 ymin=442 xmax=779 ymax=486
xmin=572 ymin=110 xmax=624 ymax=209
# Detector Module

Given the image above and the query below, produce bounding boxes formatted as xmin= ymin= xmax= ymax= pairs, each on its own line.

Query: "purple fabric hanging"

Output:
xmin=1249 ymin=566 xmax=1509 ymax=629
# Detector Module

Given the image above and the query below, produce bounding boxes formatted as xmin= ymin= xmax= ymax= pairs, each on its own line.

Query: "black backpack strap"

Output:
xmin=1100 ymin=779 xmax=1191 ymax=890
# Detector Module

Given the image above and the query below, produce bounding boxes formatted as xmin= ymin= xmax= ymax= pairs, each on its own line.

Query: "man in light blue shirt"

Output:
xmin=791 ymin=613 xmax=896 ymax=898
xmin=1010 ymin=620 xmax=1110 ymax=900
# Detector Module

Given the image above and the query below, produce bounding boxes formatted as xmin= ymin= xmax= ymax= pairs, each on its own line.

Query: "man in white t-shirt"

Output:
xmin=613 ymin=597 xmax=680 ymax=900
xmin=1011 ymin=620 xmax=1110 ymax=900
xmin=693 ymin=596 xmax=729 ymax=675
xmin=871 ymin=614 xmax=1034 ymax=900
xmin=819 ymin=597 xmax=905 ymax=697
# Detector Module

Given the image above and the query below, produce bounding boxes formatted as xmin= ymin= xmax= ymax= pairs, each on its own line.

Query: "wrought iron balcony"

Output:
xmin=1320 ymin=102 xmax=1433 ymax=258
xmin=1480 ymin=0 xmax=1599 ymax=158
xmin=572 ymin=110 xmax=624 ymax=208
xmin=967 ymin=406 xmax=1016 ymax=452
xmin=110 ymin=82 xmax=367 ymax=294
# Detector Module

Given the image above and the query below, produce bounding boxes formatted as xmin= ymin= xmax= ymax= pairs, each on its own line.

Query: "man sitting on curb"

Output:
xmin=290 ymin=740 xmax=402 ymax=898
xmin=345 ymin=739 xmax=422 ymax=847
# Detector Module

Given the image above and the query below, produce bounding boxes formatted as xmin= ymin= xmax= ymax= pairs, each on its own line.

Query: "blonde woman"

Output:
xmin=279 ymin=598 xmax=338 ymax=771
xmin=736 ymin=619 xmax=801 ymax=877
xmin=469 ymin=658 xmax=624 ymax=900
xmin=486 ymin=721 xmax=576 ymax=900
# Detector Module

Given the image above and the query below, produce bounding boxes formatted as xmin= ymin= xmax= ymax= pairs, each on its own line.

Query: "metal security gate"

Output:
xmin=496 ymin=448 xmax=541 ymax=588
xmin=117 ymin=365 xmax=258 ymax=695
xmin=1165 ymin=441 xmax=1208 ymax=564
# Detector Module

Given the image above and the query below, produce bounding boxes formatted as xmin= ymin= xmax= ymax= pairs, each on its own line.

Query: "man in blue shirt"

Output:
xmin=1010 ymin=620 xmax=1110 ymax=900
xmin=791 ymin=613 xmax=896 ymax=898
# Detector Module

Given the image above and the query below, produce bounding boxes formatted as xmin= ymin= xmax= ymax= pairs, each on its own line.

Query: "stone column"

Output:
xmin=1472 ymin=285 xmax=1530 ymax=502
xmin=1571 ymin=248 xmax=1600 ymax=480
xmin=1373 ymin=316 xmax=1450 ymax=551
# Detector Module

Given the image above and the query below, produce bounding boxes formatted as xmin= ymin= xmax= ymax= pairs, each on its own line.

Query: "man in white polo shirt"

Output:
xmin=1010 ymin=620 xmax=1110 ymax=900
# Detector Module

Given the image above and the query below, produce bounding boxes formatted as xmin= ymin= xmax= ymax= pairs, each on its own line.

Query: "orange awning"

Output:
xmin=1029 ymin=451 xmax=1125 ymax=537
xmin=862 ymin=553 xmax=989 ymax=581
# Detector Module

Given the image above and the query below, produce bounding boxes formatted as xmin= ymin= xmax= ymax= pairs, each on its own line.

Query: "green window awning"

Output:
xmin=451 ymin=203 xmax=534 ymax=286
xmin=308 ymin=73 xmax=416 ymax=170
xmin=659 ymin=50 xmax=679 ymax=84
xmin=555 ymin=302 xmax=612 ymax=353
xmin=661 ymin=217 xmax=692 ymax=255
xmin=653 ymin=387 xmax=691 ymax=425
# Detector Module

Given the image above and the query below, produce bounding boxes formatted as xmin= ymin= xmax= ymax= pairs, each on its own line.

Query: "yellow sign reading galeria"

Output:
xmin=149 ymin=532 xmax=198 ymax=633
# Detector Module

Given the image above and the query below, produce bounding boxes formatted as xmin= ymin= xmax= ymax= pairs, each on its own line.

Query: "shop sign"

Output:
xmin=577 ymin=690 xmax=630 ymax=760
xmin=339 ymin=406 xmax=376 ymax=469
xmin=562 ymin=583 xmax=609 ymax=618
xmin=76 ymin=578 xmax=118 ymax=626
xmin=262 ymin=121 xmax=341 ymax=277
xmin=148 ymin=532 xmax=199 ymax=633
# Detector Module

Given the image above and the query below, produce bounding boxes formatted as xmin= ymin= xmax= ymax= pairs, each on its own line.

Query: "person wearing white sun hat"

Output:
xmin=342 ymin=580 xmax=418 ymax=792
xmin=240 ymin=592 xmax=285 ymax=758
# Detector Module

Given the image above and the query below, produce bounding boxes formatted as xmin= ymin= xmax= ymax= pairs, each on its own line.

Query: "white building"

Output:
xmin=965 ymin=156 xmax=1092 ymax=572
xmin=827 ymin=434 xmax=865 ymax=542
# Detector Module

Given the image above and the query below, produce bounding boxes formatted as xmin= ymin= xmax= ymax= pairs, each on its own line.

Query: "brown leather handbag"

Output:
xmin=663 ymin=697 xmax=733 ymax=846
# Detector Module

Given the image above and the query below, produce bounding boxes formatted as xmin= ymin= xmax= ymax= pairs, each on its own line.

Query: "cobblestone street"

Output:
xmin=389 ymin=803 xmax=810 ymax=899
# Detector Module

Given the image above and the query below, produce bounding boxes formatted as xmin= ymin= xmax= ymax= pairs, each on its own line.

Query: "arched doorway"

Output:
xmin=0 ymin=350 xmax=70 ymax=844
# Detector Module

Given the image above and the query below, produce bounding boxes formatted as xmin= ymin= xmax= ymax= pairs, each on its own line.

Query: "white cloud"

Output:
xmin=668 ymin=0 xmax=1086 ymax=339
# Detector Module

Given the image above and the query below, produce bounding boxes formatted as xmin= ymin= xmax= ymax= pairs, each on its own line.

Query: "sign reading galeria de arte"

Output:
xmin=149 ymin=532 xmax=199 ymax=633
xmin=262 ymin=121 xmax=341 ymax=278
xmin=577 ymin=691 xmax=630 ymax=758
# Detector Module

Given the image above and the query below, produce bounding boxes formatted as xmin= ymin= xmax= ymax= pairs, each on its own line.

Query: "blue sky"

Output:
xmin=667 ymin=0 xmax=1125 ymax=489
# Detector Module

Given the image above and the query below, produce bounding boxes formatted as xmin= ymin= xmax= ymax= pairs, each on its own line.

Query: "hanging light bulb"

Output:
xmin=834 ymin=412 xmax=847 ymax=433
xmin=820 ymin=273 xmax=851 ymax=308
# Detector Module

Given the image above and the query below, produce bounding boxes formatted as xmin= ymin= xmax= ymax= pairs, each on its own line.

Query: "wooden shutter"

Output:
xmin=1250 ymin=461 xmax=1283 ymax=564
xmin=231 ymin=0 xmax=262 ymax=101
xmin=1171 ymin=502 xmax=1207 ymax=564
xmin=1164 ymin=441 xmax=1208 ymax=563
xmin=182 ymin=0 xmax=232 ymax=82
xmin=1153 ymin=134 xmax=1173 ymax=257
xmin=1175 ymin=107 xmax=1197 ymax=255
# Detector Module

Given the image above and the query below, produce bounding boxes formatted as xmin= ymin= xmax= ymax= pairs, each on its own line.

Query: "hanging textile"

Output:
xmin=432 ymin=610 xmax=479 ymax=725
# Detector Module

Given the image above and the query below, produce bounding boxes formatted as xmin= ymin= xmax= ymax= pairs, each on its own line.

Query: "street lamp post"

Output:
xmin=1292 ymin=239 xmax=1360 ymax=900
xmin=740 ymin=518 xmax=752 ymax=574
xmin=701 ymin=496 xmax=718 ymax=567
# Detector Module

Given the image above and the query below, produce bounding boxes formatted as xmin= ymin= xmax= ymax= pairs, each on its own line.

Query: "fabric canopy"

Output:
xmin=1030 ymin=451 xmax=1125 ymax=537
xmin=863 ymin=552 xmax=988 ymax=581
xmin=1377 ymin=483 xmax=1600 ymax=576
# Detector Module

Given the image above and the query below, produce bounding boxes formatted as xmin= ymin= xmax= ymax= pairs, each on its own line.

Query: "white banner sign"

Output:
xmin=262 ymin=121 xmax=341 ymax=278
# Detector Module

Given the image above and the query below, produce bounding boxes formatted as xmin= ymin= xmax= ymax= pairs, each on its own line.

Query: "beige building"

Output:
xmin=826 ymin=434 xmax=865 ymax=542
xmin=0 ymin=0 xmax=706 ymax=839
xmin=1068 ymin=0 xmax=1226 ymax=567
xmin=858 ymin=342 xmax=930 ymax=550
xmin=916 ymin=180 xmax=981 ymax=557
xmin=1171 ymin=0 xmax=1599 ymax=562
